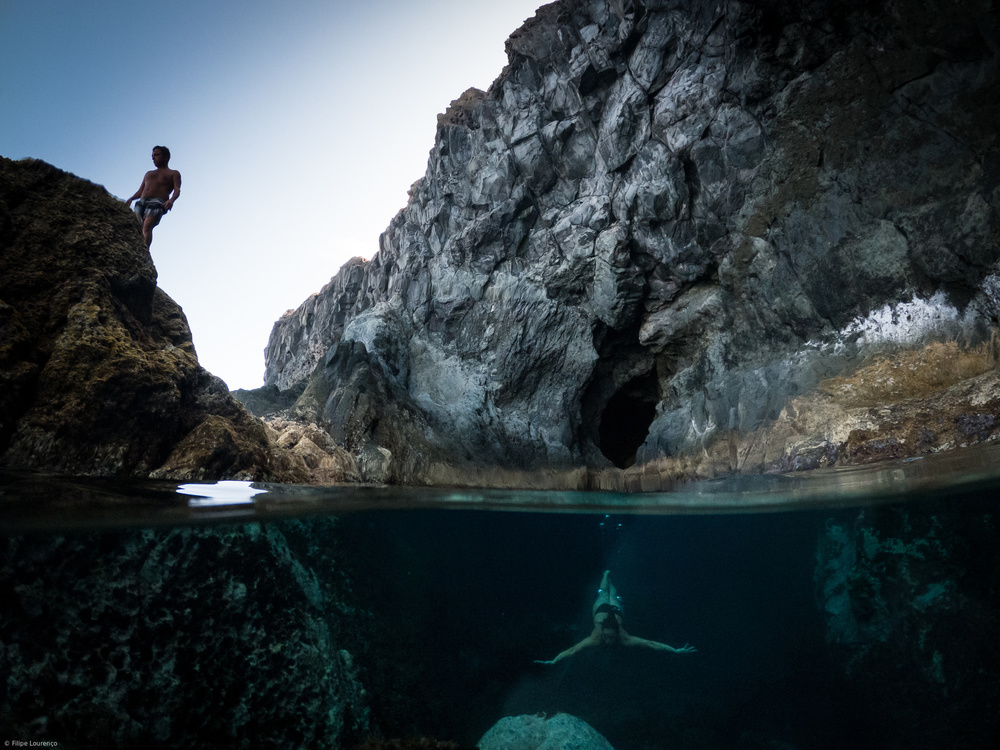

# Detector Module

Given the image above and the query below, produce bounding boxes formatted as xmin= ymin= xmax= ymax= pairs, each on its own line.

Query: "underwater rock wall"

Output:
xmin=0 ymin=520 xmax=370 ymax=748
xmin=0 ymin=157 xmax=306 ymax=482
xmin=254 ymin=0 xmax=1000 ymax=487
xmin=815 ymin=500 xmax=1000 ymax=749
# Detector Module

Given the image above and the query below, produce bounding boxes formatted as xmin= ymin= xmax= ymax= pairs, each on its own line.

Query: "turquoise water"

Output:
xmin=1 ymin=447 xmax=998 ymax=749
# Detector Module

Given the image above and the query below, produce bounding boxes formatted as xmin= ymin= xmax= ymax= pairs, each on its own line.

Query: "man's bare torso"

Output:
xmin=140 ymin=167 xmax=180 ymax=201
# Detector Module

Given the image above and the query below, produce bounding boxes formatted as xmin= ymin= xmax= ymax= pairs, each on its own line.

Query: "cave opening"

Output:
xmin=598 ymin=372 xmax=659 ymax=469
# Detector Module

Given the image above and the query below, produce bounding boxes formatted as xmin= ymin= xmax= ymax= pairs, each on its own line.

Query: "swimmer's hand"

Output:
xmin=534 ymin=659 xmax=556 ymax=665
xmin=673 ymin=643 xmax=697 ymax=654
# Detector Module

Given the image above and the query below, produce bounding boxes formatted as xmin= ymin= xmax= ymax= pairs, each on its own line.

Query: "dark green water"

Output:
xmin=1 ymin=447 xmax=998 ymax=749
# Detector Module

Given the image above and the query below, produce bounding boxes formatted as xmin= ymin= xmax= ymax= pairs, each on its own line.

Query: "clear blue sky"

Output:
xmin=1 ymin=0 xmax=543 ymax=389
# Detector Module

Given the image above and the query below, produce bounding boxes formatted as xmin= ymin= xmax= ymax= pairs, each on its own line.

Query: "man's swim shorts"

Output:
xmin=134 ymin=197 xmax=166 ymax=221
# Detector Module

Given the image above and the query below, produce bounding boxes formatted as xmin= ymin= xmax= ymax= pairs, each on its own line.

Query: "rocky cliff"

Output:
xmin=252 ymin=0 xmax=1000 ymax=488
xmin=0 ymin=157 xmax=305 ymax=482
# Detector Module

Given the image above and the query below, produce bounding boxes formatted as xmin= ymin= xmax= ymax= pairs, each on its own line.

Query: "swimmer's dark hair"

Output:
xmin=153 ymin=145 xmax=171 ymax=162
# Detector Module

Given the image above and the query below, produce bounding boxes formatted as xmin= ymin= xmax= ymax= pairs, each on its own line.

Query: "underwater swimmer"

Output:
xmin=534 ymin=570 xmax=696 ymax=664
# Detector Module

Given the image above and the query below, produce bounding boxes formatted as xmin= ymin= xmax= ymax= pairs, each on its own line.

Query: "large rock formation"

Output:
xmin=0 ymin=157 xmax=305 ymax=481
xmin=252 ymin=0 xmax=1000 ymax=488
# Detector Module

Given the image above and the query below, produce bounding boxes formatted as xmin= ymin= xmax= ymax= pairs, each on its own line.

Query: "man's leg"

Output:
xmin=142 ymin=213 xmax=162 ymax=247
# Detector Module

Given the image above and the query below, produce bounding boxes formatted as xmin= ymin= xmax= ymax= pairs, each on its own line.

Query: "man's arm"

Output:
xmin=164 ymin=170 xmax=181 ymax=210
xmin=534 ymin=632 xmax=599 ymax=665
xmin=621 ymin=634 xmax=697 ymax=653
xmin=125 ymin=176 xmax=147 ymax=205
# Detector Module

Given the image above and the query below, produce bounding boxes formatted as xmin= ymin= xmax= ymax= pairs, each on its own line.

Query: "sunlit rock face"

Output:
xmin=257 ymin=0 xmax=1000 ymax=487
xmin=0 ymin=157 xmax=305 ymax=482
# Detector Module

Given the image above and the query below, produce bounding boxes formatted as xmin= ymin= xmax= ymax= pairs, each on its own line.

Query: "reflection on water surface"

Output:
xmin=3 ymin=441 xmax=1000 ymax=532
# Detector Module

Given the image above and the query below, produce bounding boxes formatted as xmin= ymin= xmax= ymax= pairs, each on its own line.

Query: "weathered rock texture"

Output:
xmin=254 ymin=0 xmax=1000 ymax=488
xmin=0 ymin=520 xmax=371 ymax=748
xmin=815 ymin=499 xmax=1000 ymax=750
xmin=478 ymin=712 xmax=615 ymax=750
xmin=0 ymin=157 xmax=306 ymax=481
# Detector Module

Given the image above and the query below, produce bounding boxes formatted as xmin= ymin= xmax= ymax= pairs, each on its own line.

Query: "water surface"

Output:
xmin=4 ymin=441 xmax=1000 ymax=531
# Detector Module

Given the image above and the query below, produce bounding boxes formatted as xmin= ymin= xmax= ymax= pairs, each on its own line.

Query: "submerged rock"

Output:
xmin=814 ymin=500 xmax=1000 ymax=748
xmin=478 ymin=712 xmax=615 ymax=750
xmin=0 ymin=157 xmax=305 ymax=481
xmin=0 ymin=520 xmax=371 ymax=748
xmin=256 ymin=0 xmax=1000 ymax=488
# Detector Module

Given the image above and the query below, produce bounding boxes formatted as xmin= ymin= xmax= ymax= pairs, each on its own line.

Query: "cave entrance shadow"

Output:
xmin=598 ymin=373 xmax=659 ymax=469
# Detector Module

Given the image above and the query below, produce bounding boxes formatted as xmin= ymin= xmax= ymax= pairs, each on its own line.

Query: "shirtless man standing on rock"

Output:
xmin=126 ymin=146 xmax=181 ymax=247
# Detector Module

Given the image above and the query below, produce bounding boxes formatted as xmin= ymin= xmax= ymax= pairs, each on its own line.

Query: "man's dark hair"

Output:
xmin=153 ymin=145 xmax=171 ymax=162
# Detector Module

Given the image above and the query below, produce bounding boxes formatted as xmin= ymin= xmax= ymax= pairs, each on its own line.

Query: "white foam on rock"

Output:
xmin=841 ymin=291 xmax=961 ymax=348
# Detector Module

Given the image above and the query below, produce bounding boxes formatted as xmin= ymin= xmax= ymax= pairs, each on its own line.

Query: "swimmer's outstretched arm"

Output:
xmin=534 ymin=632 xmax=599 ymax=664
xmin=622 ymin=633 xmax=697 ymax=653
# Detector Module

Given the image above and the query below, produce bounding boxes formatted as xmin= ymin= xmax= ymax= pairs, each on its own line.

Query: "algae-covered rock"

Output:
xmin=0 ymin=156 xmax=304 ymax=481
xmin=0 ymin=520 xmax=370 ymax=748
xmin=478 ymin=712 xmax=615 ymax=750
xmin=815 ymin=501 xmax=1000 ymax=748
